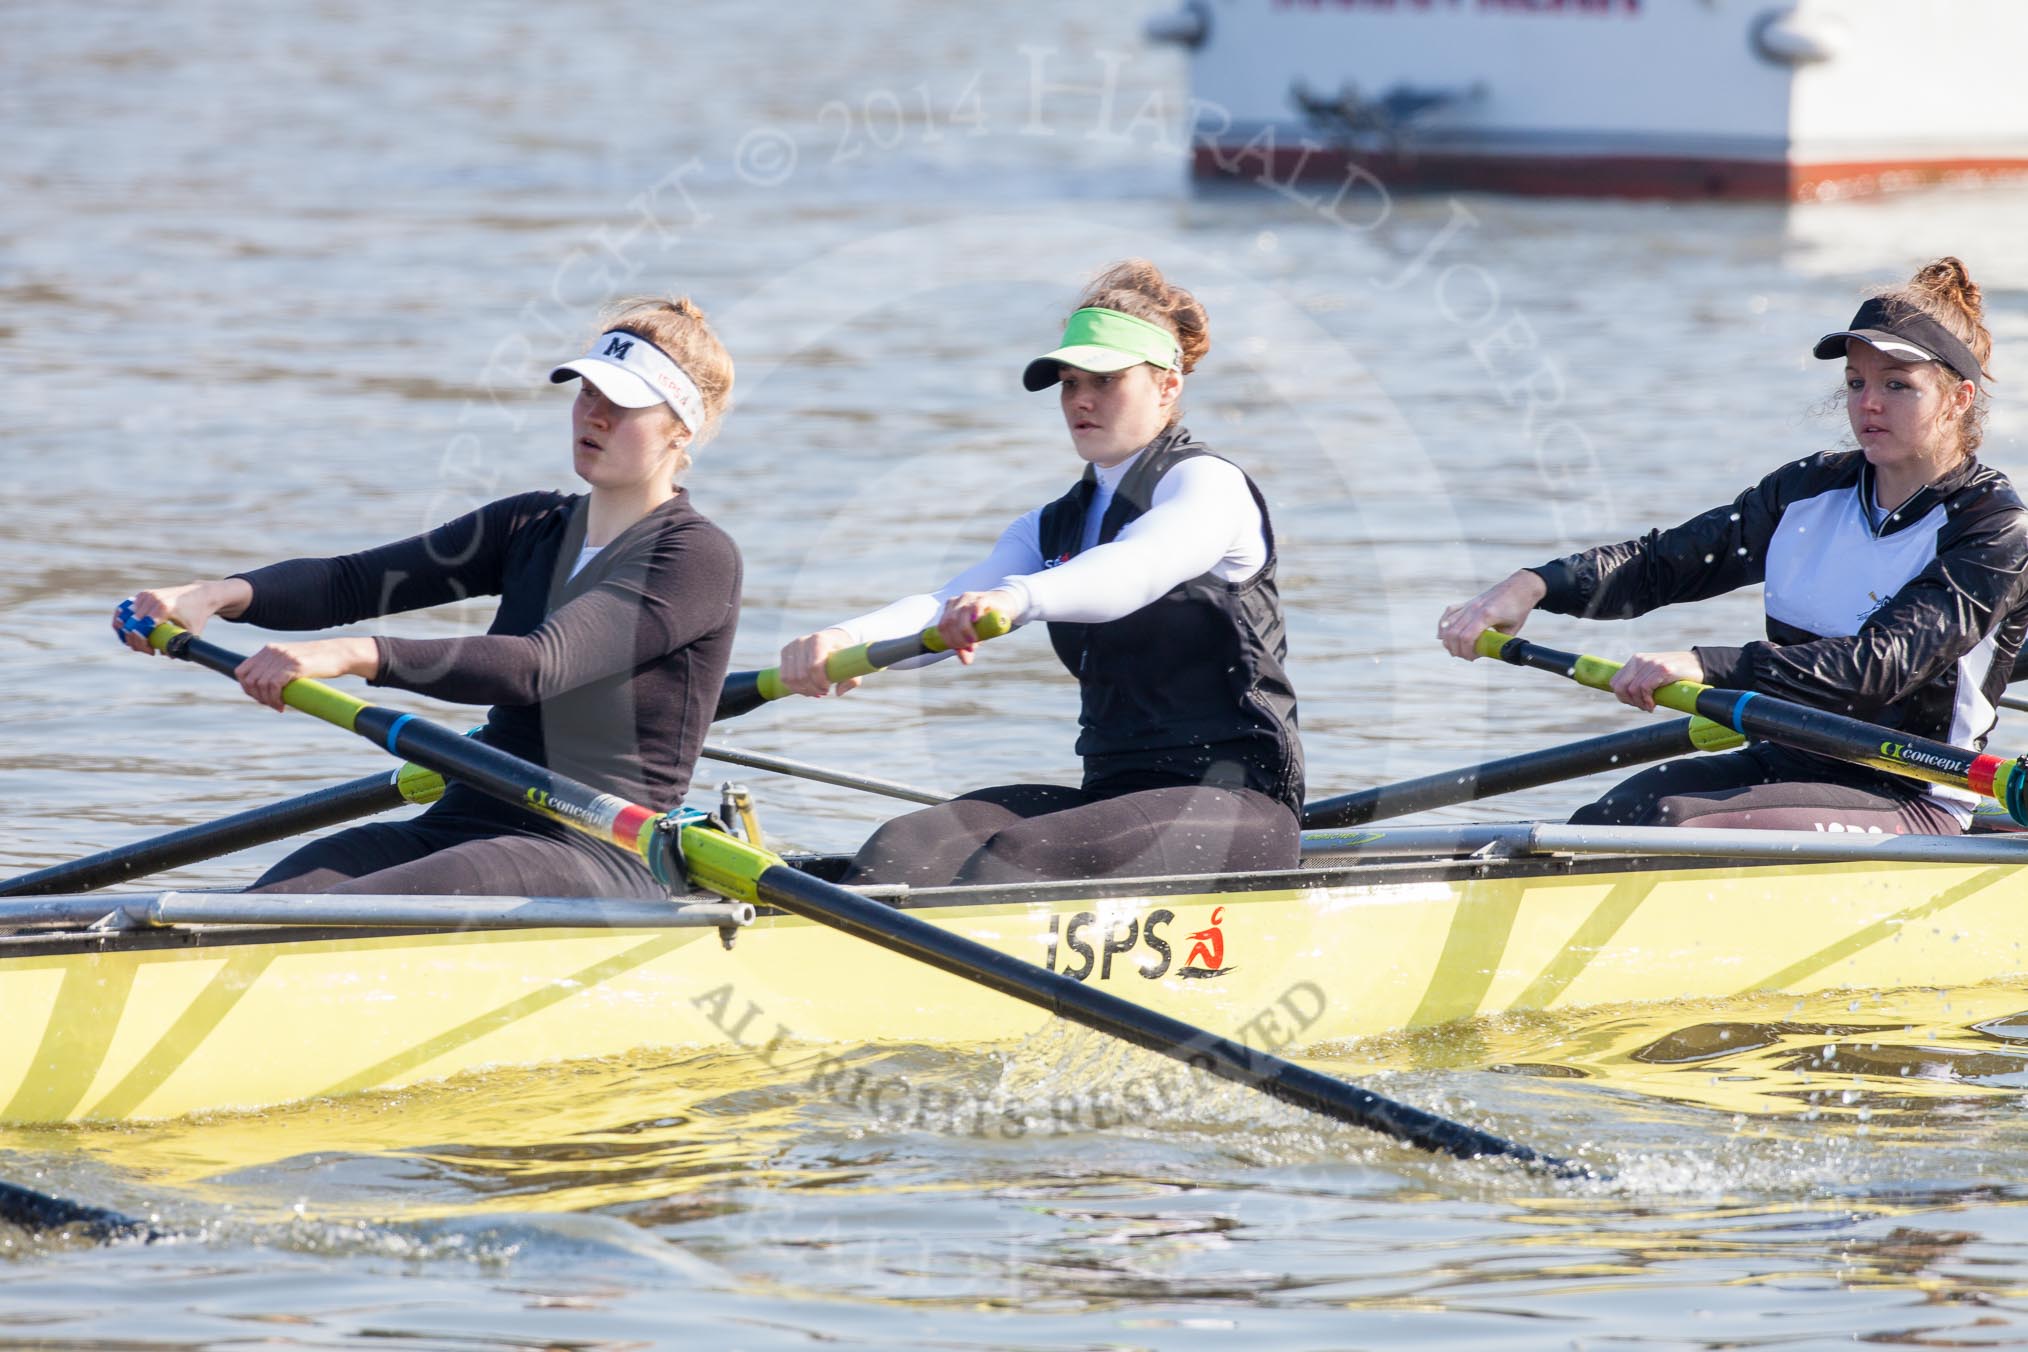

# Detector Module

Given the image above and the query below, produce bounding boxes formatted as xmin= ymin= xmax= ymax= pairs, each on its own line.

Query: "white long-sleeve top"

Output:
xmin=831 ymin=450 xmax=1268 ymax=663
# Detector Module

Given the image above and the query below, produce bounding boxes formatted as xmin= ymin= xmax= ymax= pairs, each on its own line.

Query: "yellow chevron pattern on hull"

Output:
xmin=5 ymin=855 xmax=2026 ymax=1124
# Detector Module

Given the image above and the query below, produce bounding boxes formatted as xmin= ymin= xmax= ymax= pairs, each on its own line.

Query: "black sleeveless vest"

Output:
xmin=1036 ymin=426 xmax=1304 ymax=813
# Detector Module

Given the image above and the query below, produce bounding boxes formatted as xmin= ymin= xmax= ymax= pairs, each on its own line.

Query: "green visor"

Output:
xmin=1021 ymin=307 xmax=1183 ymax=391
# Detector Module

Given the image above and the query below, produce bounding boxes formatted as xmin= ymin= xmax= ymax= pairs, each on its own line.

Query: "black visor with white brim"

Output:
xmin=550 ymin=330 xmax=707 ymax=432
xmin=1814 ymin=297 xmax=1986 ymax=391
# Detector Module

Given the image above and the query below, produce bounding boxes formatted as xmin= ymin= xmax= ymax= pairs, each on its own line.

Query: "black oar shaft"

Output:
xmin=711 ymin=671 xmax=773 ymax=722
xmin=1303 ymin=719 xmax=1711 ymax=829
xmin=0 ymin=1180 xmax=159 ymax=1243
xmin=1482 ymin=633 xmax=2028 ymax=823
xmin=755 ymin=864 xmax=1593 ymax=1177
xmin=0 ymin=773 xmax=403 ymax=898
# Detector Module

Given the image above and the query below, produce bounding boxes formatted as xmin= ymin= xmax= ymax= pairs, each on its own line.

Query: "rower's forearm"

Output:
xmin=831 ymin=592 xmax=945 ymax=648
xmin=208 ymin=577 xmax=254 ymax=621
xmin=339 ymin=636 xmax=383 ymax=680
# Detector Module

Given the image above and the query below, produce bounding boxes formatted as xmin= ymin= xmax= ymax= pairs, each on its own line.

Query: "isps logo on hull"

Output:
xmin=1043 ymin=905 xmax=1232 ymax=983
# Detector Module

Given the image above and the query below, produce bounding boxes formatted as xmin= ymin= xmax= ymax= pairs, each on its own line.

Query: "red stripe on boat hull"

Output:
xmin=1191 ymin=144 xmax=2028 ymax=201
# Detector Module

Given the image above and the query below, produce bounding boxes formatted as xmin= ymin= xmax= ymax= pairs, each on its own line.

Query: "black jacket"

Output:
xmin=1531 ymin=451 xmax=2028 ymax=748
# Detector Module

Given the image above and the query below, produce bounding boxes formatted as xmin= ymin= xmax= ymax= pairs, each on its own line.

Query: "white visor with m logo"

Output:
xmin=550 ymin=330 xmax=706 ymax=433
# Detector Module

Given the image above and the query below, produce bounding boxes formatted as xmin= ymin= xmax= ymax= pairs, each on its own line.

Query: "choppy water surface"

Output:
xmin=7 ymin=2 xmax=2028 ymax=1346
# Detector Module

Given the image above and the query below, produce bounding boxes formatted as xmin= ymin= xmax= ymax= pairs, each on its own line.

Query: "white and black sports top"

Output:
xmin=829 ymin=426 xmax=1302 ymax=810
xmin=832 ymin=446 xmax=1266 ymax=640
xmin=1529 ymin=451 xmax=2028 ymax=813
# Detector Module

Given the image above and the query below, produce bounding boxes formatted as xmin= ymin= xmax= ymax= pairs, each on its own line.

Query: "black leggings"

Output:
xmin=248 ymin=808 xmax=665 ymax=897
xmin=1570 ymin=743 xmax=1964 ymax=835
xmin=842 ymin=782 xmax=1302 ymax=888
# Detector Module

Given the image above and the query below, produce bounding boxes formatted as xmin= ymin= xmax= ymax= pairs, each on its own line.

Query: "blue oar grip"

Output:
xmin=115 ymin=599 xmax=156 ymax=642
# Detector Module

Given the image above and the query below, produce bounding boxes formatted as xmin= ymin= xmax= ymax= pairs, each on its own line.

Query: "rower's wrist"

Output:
xmin=1508 ymin=569 xmax=1548 ymax=609
xmin=989 ymin=582 xmax=1032 ymax=626
xmin=209 ymin=577 xmax=254 ymax=621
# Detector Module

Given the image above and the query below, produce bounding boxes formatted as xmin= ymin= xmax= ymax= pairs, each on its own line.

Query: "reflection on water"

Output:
xmin=10 ymin=0 xmax=2028 ymax=1345
xmin=1345 ymin=985 xmax=2028 ymax=1131
xmin=12 ymin=987 xmax=2028 ymax=1344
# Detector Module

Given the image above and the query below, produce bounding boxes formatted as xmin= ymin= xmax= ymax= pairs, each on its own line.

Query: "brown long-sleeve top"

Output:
xmin=232 ymin=490 xmax=741 ymax=818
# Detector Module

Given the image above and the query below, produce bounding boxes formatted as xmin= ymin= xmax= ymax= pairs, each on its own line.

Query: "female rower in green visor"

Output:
xmin=778 ymin=259 xmax=1305 ymax=887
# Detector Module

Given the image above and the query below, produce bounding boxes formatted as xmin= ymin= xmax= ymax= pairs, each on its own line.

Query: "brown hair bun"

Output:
xmin=1074 ymin=259 xmax=1210 ymax=374
xmin=1872 ymin=257 xmax=1993 ymax=457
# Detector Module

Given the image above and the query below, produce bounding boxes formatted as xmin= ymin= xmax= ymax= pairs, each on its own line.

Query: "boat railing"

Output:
xmin=11 ymin=822 xmax=2026 ymax=939
xmin=1299 ymin=822 xmax=2028 ymax=867
xmin=0 ymin=892 xmax=756 ymax=934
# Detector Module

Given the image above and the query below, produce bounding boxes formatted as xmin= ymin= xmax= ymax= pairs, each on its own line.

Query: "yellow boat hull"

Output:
xmin=5 ymin=852 xmax=2026 ymax=1124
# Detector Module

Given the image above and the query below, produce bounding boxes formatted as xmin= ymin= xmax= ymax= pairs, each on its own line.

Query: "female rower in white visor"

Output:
xmin=117 ymin=298 xmax=743 ymax=897
xmin=1438 ymin=257 xmax=2028 ymax=835
xmin=780 ymin=259 xmax=1305 ymax=887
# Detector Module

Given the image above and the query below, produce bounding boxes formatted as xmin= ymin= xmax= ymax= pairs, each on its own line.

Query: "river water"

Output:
xmin=8 ymin=1 xmax=2028 ymax=1346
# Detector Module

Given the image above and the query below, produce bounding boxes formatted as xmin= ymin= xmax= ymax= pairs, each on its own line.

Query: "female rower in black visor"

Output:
xmin=778 ymin=259 xmax=1304 ymax=886
xmin=117 ymin=298 xmax=743 ymax=895
xmin=1438 ymin=257 xmax=2028 ymax=834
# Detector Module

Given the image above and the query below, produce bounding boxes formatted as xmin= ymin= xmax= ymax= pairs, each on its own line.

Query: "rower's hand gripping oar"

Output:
xmin=1475 ymin=629 xmax=2028 ymax=825
xmin=18 ymin=599 xmax=988 ymax=895
xmin=113 ymin=604 xmax=1601 ymax=1178
xmin=714 ymin=611 xmax=1014 ymax=721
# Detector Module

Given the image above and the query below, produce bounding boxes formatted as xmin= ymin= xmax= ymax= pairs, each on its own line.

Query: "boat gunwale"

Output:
xmin=0 ymin=845 xmax=1919 ymax=960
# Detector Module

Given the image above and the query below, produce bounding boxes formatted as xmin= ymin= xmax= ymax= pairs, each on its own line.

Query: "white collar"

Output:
xmin=1093 ymin=448 xmax=1145 ymax=494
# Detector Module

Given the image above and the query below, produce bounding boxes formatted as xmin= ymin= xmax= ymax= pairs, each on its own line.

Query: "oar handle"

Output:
xmin=118 ymin=604 xmax=375 ymax=730
xmin=714 ymin=609 xmax=1013 ymax=721
xmin=120 ymin=604 xmax=695 ymax=887
xmin=1474 ymin=629 xmax=1711 ymax=713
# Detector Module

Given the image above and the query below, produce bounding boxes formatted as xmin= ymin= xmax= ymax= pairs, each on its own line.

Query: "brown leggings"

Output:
xmin=248 ymin=807 xmax=665 ymax=897
xmin=842 ymin=782 xmax=1302 ymax=888
xmin=1570 ymin=744 xmax=1964 ymax=835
